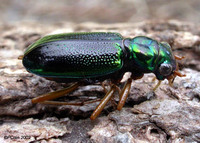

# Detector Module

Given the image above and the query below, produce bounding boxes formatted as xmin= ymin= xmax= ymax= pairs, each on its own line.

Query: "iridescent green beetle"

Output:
xmin=18 ymin=32 xmax=185 ymax=120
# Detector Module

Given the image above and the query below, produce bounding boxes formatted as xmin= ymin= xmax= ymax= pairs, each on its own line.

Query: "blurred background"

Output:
xmin=0 ymin=0 xmax=200 ymax=24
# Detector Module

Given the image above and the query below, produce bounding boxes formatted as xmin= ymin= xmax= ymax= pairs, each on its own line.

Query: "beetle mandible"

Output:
xmin=18 ymin=32 xmax=185 ymax=120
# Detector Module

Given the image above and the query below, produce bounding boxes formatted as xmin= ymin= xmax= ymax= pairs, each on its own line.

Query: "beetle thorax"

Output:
xmin=123 ymin=37 xmax=160 ymax=74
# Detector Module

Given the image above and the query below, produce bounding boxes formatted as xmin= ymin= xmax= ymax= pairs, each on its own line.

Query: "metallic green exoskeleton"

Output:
xmin=20 ymin=32 xmax=185 ymax=120
xmin=22 ymin=32 xmax=176 ymax=82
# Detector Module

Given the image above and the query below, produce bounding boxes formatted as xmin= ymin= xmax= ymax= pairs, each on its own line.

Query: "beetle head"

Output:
xmin=154 ymin=42 xmax=185 ymax=85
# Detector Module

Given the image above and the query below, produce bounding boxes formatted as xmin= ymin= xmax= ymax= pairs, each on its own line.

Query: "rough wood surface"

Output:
xmin=0 ymin=20 xmax=200 ymax=143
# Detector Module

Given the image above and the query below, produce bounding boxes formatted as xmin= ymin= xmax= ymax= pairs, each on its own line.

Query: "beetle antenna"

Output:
xmin=173 ymin=59 xmax=186 ymax=77
xmin=174 ymin=55 xmax=185 ymax=60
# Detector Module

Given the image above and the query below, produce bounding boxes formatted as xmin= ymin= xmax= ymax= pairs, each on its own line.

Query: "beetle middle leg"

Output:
xmin=90 ymin=84 xmax=117 ymax=120
xmin=32 ymin=82 xmax=82 ymax=103
xmin=117 ymin=74 xmax=144 ymax=110
xmin=117 ymin=78 xmax=132 ymax=111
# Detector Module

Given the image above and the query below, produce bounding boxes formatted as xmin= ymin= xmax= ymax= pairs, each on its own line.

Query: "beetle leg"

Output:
xmin=117 ymin=78 xmax=132 ymax=111
xmin=110 ymin=96 xmax=118 ymax=108
xmin=41 ymin=100 xmax=84 ymax=106
xmin=101 ymin=82 xmax=108 ymax=93
xmin=101 ymin=81 xmax=120 ymax=93
xmin=90 ymin=84 xmax=117 ymax=120
xmin=32 ymin=82 xmax=82 ymax=103
xmin=152 ymin=76 xmax=157 ymax=82
xmin=168 ymin=78 xmax=174 ymax=87
xmin=115 ymin=86 xmax=121 ymax=94
xmin=174 ymin=55 xmax=185 ymax=60
xmin=110 ymin=85 xmax=121 ymax=108
xmin=174 ymin=71 xmax=186 ymax=77
xmin=18 ymin=55 xmax=24 ymax=60
xmin=153 ymin=80 xmax=162 ymax=91
xmin=40 ymin=98 xmax=101 ymax=106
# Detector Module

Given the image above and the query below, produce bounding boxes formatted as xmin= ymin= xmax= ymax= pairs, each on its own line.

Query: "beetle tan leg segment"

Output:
xmin=32 ymin=82 xmax=81 ymax=103
xmin=153 ymin=80 xmax=162 ymax=91
xmin=101 ymin=82 xmax=108 ymax=93
xmin=18 ymin=55 xmax=24 ymax=60
xmin=174 ymin=55 xmax=185 ymax=60
xmin=40 ymin=98 xmax=101 ymax=106
xmin=90 ymin=85 xmax=117 ymax=120
xmin=117 ymin=78 xmax=132 ymax=111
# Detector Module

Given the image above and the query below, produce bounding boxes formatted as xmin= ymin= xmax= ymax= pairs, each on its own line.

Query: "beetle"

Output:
xmin=18 ymin=32 xmax=185 ymax=120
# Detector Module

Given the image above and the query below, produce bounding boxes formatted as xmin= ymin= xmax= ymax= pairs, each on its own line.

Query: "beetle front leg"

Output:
xmin=32 ymin=82 xmax=82 ymax=103
xmin=90 ymin=84 xmax=117 ymax=120
xmin=153 ymin=80 xmax=162 ymax=91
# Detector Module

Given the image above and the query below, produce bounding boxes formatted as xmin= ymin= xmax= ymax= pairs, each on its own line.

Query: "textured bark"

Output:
xmin=0 ymin=20 xmax=200 ymax=142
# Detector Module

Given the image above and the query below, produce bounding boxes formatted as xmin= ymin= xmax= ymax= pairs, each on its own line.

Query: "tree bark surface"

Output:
xmin=0 ymin=20 xmax=200 ymax=143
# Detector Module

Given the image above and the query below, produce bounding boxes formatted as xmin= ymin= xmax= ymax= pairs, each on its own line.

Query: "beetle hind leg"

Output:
xmin=32 ymin=82 xmax=82 ymax=104
xmin=40 ymin=98 xmax=101 ymax=106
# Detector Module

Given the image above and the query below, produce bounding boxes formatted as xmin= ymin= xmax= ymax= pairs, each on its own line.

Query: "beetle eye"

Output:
xmin=159 ymin=63 xmax=172 ymax=76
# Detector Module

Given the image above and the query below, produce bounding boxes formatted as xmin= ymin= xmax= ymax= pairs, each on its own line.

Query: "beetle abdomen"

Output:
xmin=23 ymin=40 xmax=124 ymax=78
